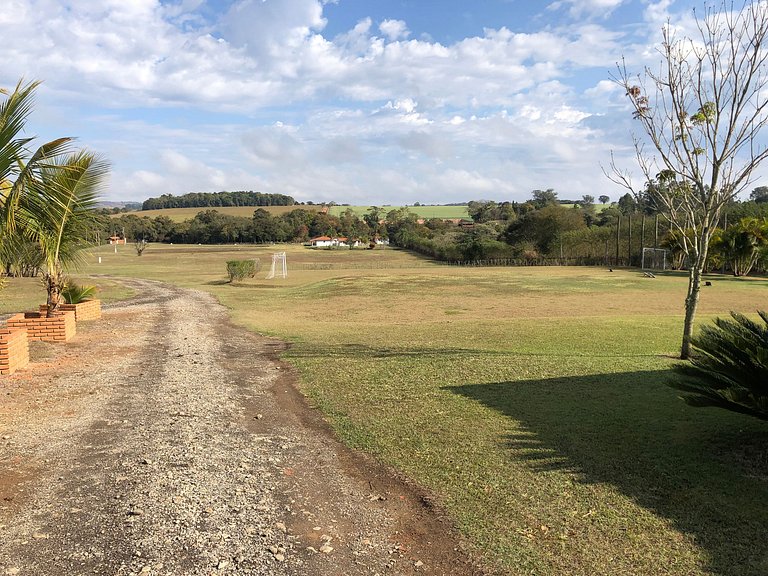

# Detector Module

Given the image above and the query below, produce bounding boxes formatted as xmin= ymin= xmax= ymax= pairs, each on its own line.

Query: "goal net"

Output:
xmin=641 ymin=247 xmax=667 ymax=270
xmin=266 ymin=252 xmax=287 ymax=279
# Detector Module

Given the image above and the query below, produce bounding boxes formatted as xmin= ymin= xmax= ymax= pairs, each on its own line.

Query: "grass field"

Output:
xmin=3 ymin=243 xmax=767 ymax=575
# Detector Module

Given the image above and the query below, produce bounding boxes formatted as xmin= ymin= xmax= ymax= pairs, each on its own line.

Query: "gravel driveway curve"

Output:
xmin=0 ymin=279 xmax=482 ymax=576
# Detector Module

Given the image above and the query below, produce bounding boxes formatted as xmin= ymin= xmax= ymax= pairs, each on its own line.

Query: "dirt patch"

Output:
xmin=0 ymin=278 xmax=483 ymax=575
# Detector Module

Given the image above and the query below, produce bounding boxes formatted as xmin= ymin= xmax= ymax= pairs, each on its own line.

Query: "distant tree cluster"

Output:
xmin=141 ymin=191 xmax=296 ymax=210
xmin=93 ymin=207 xmax=387 ymax=246
xmin=385 ymin=188 xmax=768 ymax=271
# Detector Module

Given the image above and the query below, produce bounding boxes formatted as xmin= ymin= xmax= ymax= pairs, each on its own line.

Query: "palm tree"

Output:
xmin=0 ymin=79 xmax=108 ymax=314
xmin=19 ymin=151 xmax=108 ymax=312
xmin=711 ymin=217 xmax=768 ymax=277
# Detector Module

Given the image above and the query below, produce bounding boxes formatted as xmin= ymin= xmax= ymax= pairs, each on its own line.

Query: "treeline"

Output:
xmin=96 ymin=207 xmax=386 ymax=245
xmin=141 ymin=191 xmax=296 ymax=210
xmin=386 ymin=190 xmax=768 ymax=274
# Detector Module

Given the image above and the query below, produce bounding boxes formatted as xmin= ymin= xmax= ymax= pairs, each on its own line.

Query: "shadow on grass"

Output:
xmin=650 ymin=269 xmax=768 ymax=285
xmin=285 ymin=343 xmax=661 ymax=359
xmin=450 ymin=371 xmax=768 ymax=576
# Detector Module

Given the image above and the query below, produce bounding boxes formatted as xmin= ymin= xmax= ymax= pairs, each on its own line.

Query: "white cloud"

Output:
xmin=1 ymin=0 xmax=633 ymax=113
xmin=644 ymin=0 xmax=675 ymax=25
xmin=1 ymin=0 xmax=696 ymax=205
xmin=217 ymin=0 xmax=327 ymax=59
xmin=379 ymin=19 xmax=410 ymax=41
xmin=126 ymin=151 xmax=249 ymax=197
xmin=548 ymin=0 xmax=627 ymax=18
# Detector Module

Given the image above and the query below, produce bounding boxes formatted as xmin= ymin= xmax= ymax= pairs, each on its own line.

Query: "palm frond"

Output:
xmin=20 ymin=150 xmax=109 ymax=275
xmin=0 ymin=79 xmax=40 ymax=181
xmin=0 ymin=79 xmax=75 ymax=230
xmin=670 ymin=311 xmax=768 ymax=421
xmin=62 ymin=281 xmax=97 ymax=304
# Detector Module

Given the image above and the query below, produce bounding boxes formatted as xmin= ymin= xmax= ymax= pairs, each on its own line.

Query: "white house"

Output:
xmin=309 ymin=236 xmax=350 ymax=247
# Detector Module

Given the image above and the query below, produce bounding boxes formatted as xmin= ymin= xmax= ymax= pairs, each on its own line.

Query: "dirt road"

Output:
xmin=0 ymin=280 xmax=482 ymax=576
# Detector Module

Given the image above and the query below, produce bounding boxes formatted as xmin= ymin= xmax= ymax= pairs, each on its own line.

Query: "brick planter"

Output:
xmin=0 ymin=328 xmax=29 ymax=375
xmin=39 ymin=299 xmax=101 ymax=322
xmin=7 ymin=310 xmax=76 ymax=342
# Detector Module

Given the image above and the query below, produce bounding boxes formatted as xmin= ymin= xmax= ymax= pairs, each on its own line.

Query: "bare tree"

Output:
xmin=135 ymin=238 xmax=148 ymax=256
xmin=608 ymin=1 xmax=768 ymax=359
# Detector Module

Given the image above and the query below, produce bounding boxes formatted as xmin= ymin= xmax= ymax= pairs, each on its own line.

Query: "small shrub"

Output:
xmin=62 ymin=281 xmax=97 ymax=304
xmin=671 ymin=311 xmax=768 ymax=421
xmin=227 ymin=259 xmax=260 ymax=283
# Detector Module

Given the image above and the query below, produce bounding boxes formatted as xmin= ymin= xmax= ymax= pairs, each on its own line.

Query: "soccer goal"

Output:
xmin=641 ymin=247 xmax=668 ymax=271
xmin=266 ymin=252 xmax=287 ymax=279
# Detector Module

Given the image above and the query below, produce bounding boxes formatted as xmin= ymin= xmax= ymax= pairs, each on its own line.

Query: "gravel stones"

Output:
xmin=0 ymin=279 xmax=481 ymax=576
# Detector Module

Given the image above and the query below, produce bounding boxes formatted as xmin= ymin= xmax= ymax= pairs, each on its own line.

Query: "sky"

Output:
xmin=0 ymin=0 xmax=751 ymax=205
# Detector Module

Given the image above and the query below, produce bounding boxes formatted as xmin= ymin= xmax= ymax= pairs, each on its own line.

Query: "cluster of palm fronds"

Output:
xmin=672 ymin=312 xmax=768 ymax=421
xmin=0 ymin=79 xmax=109 ymax=314
xmin=61 ymin=281 xmax=97 ymax=305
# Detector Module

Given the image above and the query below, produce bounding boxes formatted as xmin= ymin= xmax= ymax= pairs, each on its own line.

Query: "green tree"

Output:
xmin=749 ymin=186 xmax=768 ymax=203
xmin=364 ymin=206 xmax=384 ymax=229
xmin=599 ymin=194 xmax=610 ymax=204
xmin=610 ymin=2 xmax=768 ymax=358
xmin=579 ymin=195 xmax=597 ymax=226
xmin=503 ymin=204 xmax=586 ymax=255
xmin=617 ymin=192 xmax=637 ymax=215
xmin=531 ymin=188 xmax=558 ymax=208
xmin=251 ymin=208 xmax=279 ymax=243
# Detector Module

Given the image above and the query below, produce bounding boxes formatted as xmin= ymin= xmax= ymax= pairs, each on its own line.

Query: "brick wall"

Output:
xmin=7 ymin=310 xmax=77 ymax=342
xmin=39 ymin=299 xmax=101 ymax=321
xmin=0 ymin=328 xmax=29 ymax=375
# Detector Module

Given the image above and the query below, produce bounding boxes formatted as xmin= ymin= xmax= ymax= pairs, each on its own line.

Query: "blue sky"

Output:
xmin=2 ymin=0 xmax=740 ymax=205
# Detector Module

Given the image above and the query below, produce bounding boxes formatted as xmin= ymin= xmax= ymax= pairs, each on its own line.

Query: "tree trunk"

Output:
xmin=680 ymin=264 xmax=703 ymax=359
xmin=45 ymin=265 xmax=63 ymax=317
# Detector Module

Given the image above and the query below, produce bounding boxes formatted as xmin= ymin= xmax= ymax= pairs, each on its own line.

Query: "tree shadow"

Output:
xmin=286 ymin=343 xmax=497 ymax=359
xmin=449 ymin=371 xmax=768 ymax=575
xmin=650 ymin=269 xmax=768 ymax=285
xmin=285 ymin=343 xmax=659 ymax=360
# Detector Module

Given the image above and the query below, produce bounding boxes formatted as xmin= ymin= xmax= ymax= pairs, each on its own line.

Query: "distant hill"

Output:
xmin=141 ymin=191 xmax=296 ymax=210
xmin=129 ymin=205 xmax=321 ymax=222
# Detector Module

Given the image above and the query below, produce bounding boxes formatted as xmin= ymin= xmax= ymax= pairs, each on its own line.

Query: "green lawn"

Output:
xmin=3 ymin=243 xmax=767 ymax=575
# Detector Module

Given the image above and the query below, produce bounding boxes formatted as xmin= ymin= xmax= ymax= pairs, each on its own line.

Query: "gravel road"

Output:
xmin=0 ymin=280 xmax=482 ymax=576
